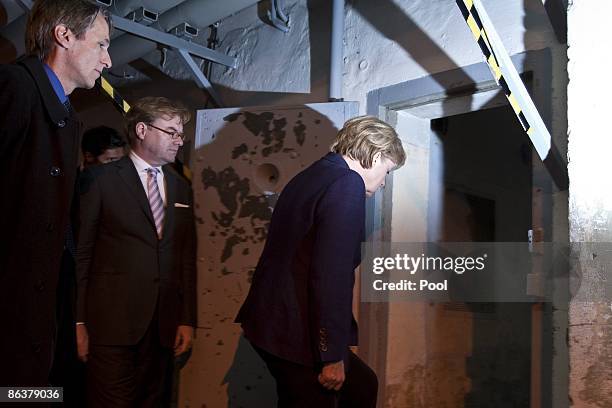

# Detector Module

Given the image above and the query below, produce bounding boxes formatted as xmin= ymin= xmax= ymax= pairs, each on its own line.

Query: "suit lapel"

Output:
xmin=117 ymin=157 xmax=156 ymax=231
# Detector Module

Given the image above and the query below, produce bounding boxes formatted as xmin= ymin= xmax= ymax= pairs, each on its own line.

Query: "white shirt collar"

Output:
xmin=129 ymin=150 xmax=162 ymax=174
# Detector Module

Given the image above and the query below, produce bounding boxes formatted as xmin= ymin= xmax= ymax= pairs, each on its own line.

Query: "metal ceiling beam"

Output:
xmin=175 ymin=48 xmax=223 ymax=107
xmin=14 ymin=0 xmax=32 ymax=12
xmin=112 ymin=15 xmax=237 ymax=68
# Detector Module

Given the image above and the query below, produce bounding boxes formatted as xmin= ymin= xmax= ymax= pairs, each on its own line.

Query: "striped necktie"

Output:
xmin=146 ymin=168 xmax=164 ymax=239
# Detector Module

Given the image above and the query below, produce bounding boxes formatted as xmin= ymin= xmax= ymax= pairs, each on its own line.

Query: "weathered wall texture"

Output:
xmin=208 ymin=0 xmax=561 ymax=111
xmin=179 ymin=103 xmax=357 ymax=407
xmin=567 ymin=1 xmax=612 ymax=407
xmin=28 ymin=0 xmax=573 ymax=405
xmin=172 ymin=0 xmax=568 ymax=407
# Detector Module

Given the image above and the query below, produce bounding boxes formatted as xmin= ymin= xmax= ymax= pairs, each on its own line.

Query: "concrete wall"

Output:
xmin=0 ymin=0 xmax=573 ymax=405
xmin=180 ymin=0 xmax=569 ymax=407
xmin=567 ymin=1 xmax=612 ymax=406
xmin=209 ymin=0 xmax=561 ymax=111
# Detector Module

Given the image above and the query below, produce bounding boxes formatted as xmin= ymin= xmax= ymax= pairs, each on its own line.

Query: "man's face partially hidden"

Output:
xmin=97 ymin=147 xmax=125 ymax=164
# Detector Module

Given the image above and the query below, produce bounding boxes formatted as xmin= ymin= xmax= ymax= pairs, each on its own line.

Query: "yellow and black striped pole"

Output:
xmin=456 ymin=0 xmax=568 ymax=190
xmin=96 ymin=76 xmax=131 ymax=115
xmin=456 ymin=0 xmax=531 ymax=134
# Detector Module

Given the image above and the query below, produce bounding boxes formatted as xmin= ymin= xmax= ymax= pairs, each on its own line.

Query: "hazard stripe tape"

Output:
xmin=456 ymin=0 xmax=568 ymax=190
xmin=96 ymin=76 xmax=131 ymax=114
xmin=456 ymin=0 xmax=531 ymax=134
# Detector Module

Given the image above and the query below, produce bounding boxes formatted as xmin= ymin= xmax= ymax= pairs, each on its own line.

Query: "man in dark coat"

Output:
xmin=236 ymin=116 xmax=406 ymax=407
xmin=75 ymin=97 xmax=197 ymax=407
xmin=0 ymin=0 xmax=111 ymax=386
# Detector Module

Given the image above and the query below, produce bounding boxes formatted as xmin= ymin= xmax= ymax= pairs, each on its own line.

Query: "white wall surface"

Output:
xmin=567 ymin=1 xmax=612 ymax=407
xmin=168 ymin=0 xmax=569 ymax=406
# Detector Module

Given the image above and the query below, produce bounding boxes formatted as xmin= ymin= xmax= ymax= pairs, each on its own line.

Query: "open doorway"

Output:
xmin=426 ymin=105 xmax=533 ymax=407
xmin=360 ymin=50 xmax=561 ymax=407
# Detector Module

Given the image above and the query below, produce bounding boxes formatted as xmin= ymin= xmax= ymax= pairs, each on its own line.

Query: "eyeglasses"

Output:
xmin=146 ymin=123 xmax=186 ymax=141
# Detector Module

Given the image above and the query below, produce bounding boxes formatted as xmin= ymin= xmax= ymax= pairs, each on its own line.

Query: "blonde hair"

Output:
xmin=125 ymin=97 xmax=191 ymax=146
xmin=331 ymin=116 xmax=405 ymax=169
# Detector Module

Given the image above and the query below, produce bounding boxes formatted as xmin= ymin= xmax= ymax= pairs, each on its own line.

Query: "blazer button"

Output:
xmin=57 ymin=120 xmax=66 ymax=128
xmin=46 ymin=222 xmax=55 ymax=232
xmin=50 ymin=166 xmax=61 ymax=177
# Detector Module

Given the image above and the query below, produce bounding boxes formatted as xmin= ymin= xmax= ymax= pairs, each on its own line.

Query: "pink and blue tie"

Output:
xmin=146 ymin=168 xmax=164 ymax=239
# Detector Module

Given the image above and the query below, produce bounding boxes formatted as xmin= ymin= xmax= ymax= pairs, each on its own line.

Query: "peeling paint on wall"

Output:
xmin=179 ymin=102 xmax=357 ymax=407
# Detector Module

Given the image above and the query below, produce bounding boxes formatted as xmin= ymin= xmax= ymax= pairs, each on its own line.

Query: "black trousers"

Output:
xmin=49 ymin=250 xmax=87 ymax=407
xmin=86 ymin=314 xmax=171 ymax=408
xmin=254 ymin=346 xmax=378 ymax=408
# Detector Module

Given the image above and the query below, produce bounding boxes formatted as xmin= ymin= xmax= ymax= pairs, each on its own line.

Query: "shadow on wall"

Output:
xmin=185 ymin=104 xmax=347 ymax=407
xmin=207 ymin=0 xmax=332 ymax=108
xmin=223 ymin=336 xmax=277 ymax=407
xmin=350 ymin=0 xmax=480 ymax=104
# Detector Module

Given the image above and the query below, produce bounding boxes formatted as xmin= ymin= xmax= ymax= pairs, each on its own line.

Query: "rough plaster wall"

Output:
xmin=178 ymin=103 xmax=357 ymax=407
xmin=209 ymin=0 xmax=330 ymax=106
xmin=567 ymin=1 xmax=612 ymax=407
xmin=208 ymin=0 xmax=559 ymax=111
xmin=201 ymin=0 xmax=567 ymax=407
xmin=342 ymin=0 xmax=557 ymax=112
xmin=64 ymin=0 xmax=569 ymax=405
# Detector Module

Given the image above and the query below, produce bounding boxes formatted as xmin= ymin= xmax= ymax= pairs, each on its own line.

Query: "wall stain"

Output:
xmin=294 ymin=120 xmax=306 ymax=146
xmin=201 ymin=165 xmax=272 ymax=267
xmin=261 ymin=117 xmax=287 ymax=157
xmin=221 ymin=235 xmax=242 ymax=263
xmin=223 ymin=111 xmax=289 ymax=157
xmin=202 ymin=166 xmax=249 ymax=227
xmin=232 ymin=143 xmax=249 ymax=159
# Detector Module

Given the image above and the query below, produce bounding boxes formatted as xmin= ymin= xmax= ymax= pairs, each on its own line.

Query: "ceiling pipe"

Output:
xmin=112 ymin=0 xmax=186 ymax=18
xmin=0 ymin=0 xmax=189 ymax=59
xmin=109 ymin=0 xmax=188 ymax=39
xmin=267 ymin=0 xmax=289 ymax=32
xmin=109 ymin=0 xmax=260 ymax=68
xmin=329 ymin=0 xmax=344 ymax=101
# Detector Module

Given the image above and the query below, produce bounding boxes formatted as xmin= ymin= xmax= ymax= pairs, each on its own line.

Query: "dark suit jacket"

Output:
xmin=236 ymin=153 xmax=365 ymax=366
xmin=0 ymin=56 xmax=81 ymax=386
xmin=76 ymin=156 xmax=197 ymax=348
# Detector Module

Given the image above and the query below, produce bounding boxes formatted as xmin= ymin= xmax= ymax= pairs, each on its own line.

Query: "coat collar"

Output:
xmin=18 ymin=56 xmax=70 ymax=127
xmin=322 ymin=152 xmax=349 ymax=168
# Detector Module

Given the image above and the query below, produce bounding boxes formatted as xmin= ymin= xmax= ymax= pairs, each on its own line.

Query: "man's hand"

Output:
xmin=318 ymin=360 xmax=345 ymax=391
xmin=174 ymin=325 xmax=194 ymax=356
xmin=76 ymin=324 xmax=89 ymax=362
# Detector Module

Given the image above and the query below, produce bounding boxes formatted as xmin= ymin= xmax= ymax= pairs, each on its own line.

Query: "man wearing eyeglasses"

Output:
xmin=75 ymin=97 xmax=197 ymax=407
